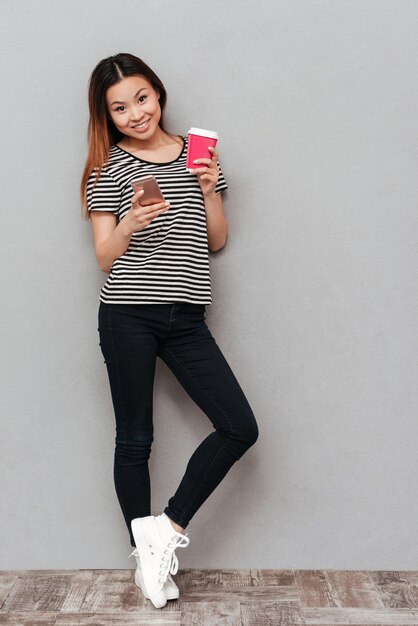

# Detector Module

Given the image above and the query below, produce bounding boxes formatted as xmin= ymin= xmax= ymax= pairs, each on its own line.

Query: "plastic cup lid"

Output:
xmin=188 ymin=127 xmax=219 ymax=139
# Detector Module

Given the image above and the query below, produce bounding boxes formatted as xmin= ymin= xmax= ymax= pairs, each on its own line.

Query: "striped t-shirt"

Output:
xmin=86 ymin=134 xmax=228 ymax=304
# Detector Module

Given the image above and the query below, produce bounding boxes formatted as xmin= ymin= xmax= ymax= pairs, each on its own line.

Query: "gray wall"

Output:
xmin=1 ymin=0 xmax=417 ymax=570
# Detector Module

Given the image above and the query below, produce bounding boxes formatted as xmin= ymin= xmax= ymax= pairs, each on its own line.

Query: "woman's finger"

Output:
xmin=193 ymin=157 xmax=212 ymax=166
xmin=190 ymin=166 xmax=213 ymax=174
xmin=208 ymin=146 xmax=219 ymax=159
xmin=133 ymin=189 xmax=145 ymax=199
xmin=144 ymin=200 xmax=170 ymax=214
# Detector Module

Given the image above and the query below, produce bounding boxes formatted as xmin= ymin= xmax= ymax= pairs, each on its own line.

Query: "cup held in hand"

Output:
xmin=186 ymin=127 xmax=218 ymax=172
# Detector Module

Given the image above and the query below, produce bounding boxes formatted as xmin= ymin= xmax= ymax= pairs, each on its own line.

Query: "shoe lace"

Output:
xmin=158 ymin=532 xmax=190 ymax=584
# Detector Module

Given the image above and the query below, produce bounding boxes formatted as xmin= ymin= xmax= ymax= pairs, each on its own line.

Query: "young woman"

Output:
xmin=80 ymin=53 xmax=259 ymax=609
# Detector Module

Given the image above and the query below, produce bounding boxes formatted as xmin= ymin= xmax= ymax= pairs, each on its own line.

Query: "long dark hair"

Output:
xmin=80 ymin=53 xmax=177 ymax=220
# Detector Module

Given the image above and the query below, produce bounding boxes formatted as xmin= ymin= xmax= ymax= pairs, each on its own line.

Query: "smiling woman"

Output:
xmin=79 ymin=52 xmax=258 ymax=610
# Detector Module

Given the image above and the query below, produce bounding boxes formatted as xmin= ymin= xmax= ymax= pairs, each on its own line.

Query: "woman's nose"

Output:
xmin=131 ymin=105 xmax=144 ymax=120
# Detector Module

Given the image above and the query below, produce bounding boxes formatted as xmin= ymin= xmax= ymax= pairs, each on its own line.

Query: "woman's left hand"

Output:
xmin=189 ymin=146 xmax=219 ymax=197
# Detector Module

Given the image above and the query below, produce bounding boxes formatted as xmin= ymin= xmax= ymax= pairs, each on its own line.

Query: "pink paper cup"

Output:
xmin=186 ymin=127 xmax=219 ymax=171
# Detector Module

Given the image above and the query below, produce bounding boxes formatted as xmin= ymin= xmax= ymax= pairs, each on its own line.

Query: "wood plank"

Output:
xmin=79 ymin=570 xmax=149 ymax=612
xmin=0 ymin=573 xmax=19 ymax=609
xmin=241 ymin=601 xmax=304 ymax=625
xmin=0 ymin=611 xmax=181 ymax=625
xmin=250 ymin=569 xmax=296 ymax=586
xmin=56 ymin=611 xmax=181 ymax=624
xmin=295 ymin=570 xmax=331 ymax=607
xmin=1 ymin=572 xmax=89 ymax=612
xmin=56 ymin=571 xmax=94 ymax=612
xmin=0 ymin=570 xmax=84 ymax=577
xmin=324 ymin=571 xmax=383 ymax=608
xmin=400 ymin=572 xmax=418 ymax=604
xmin=0 ymin=611 xmax=59 ymax=625
xmin=180 ymin=601 xmax=240 ymax=626
xmin=177 ymin=585 xmax=300 ymax=602
xmin=371 ymin=571 xmax=418 ymax=608
xmin=178 ymin=568 xmax=253 ymax=587
xmin=302 ymin=606 xmax=418 ymax=624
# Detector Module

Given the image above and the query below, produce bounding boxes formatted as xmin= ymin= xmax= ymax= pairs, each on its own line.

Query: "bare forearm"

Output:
xmin=96 ymin=219 xmax=132 ymax=272
xmin=204 ymin=192 xmax=228 ymax=251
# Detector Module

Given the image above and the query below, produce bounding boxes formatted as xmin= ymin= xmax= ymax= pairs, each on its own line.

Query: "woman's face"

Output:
xmin=106 ymin=75 xmax=161 ymax=140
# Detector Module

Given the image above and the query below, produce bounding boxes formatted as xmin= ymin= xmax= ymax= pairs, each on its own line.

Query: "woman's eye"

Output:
xmin=115 ymin=96 xmax=147 ymax=111
xmin=115 ymin=96 xmax=146 ymax=112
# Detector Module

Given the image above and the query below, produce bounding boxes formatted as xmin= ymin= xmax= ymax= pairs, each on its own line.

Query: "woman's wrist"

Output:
xmin=203 ymin=191 xmax=217 ymax=200
xmin=117 ymin=217 xmax=133 ymax=238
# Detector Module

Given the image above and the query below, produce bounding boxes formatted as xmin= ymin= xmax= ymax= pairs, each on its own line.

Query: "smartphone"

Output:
xmin=130 ymin=175 xmax=165 ymax=206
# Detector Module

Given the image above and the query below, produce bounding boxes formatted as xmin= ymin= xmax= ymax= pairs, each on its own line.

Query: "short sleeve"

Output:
xmin=86 ymin=168 xmax=121 ymax=214
xmin=215 ymin=161 xmax=228 ymax=194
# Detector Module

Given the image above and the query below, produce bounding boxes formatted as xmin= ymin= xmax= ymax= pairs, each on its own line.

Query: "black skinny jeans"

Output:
xmin=97 ymin=301 xmax=259 ymax=547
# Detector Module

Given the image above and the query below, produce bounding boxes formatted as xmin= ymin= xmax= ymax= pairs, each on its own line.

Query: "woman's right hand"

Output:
xmin=122 ymin=189 xmax=170 ymax=235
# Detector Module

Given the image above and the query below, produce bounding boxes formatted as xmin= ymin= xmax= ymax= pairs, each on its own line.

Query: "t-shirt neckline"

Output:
xmin=113 ymin=135 xmax=186 ymax=165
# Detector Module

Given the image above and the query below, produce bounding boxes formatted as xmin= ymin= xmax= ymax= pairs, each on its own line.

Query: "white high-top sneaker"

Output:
xmin=131 ymin=513 xmax=190 ymax=609
xmin=129 ymin=547 xmax=180 ymax=600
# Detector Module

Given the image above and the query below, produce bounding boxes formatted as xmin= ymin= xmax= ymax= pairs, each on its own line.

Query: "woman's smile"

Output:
xmin=131 ymin=118 xmax=151 ymax=132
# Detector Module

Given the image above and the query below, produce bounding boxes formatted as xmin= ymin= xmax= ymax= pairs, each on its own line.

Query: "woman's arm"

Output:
xmin=191 ymin=145 xmax=228 ymax=252
xmin=204 ymin=192 xmax=228 ymax=252
xmin=90 ymin=212 xmax=132 ymax=273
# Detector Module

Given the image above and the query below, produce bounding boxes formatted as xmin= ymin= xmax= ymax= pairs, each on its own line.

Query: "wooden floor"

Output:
xmin=0 ymin=569 xmax=417 ymax=625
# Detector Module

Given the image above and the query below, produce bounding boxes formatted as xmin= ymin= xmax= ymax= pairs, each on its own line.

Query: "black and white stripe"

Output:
xmin=87 ymin=135 xmax=228 ymax=304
